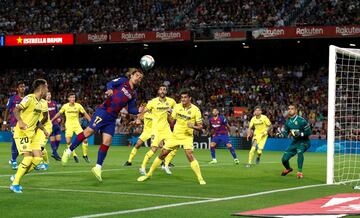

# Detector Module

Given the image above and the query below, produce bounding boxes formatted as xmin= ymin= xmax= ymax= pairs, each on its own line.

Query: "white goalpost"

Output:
xmin=327 ymin=45 xmax=360 ymax=186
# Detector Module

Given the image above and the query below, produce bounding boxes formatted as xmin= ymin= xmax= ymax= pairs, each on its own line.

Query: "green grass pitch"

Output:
xmin=0 ymin=142 xmax=356 ymax=218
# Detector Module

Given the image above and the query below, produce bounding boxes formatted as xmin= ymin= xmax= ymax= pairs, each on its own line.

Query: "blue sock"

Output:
xmin=210 ymin=147 xmax=216 ymax=159
xmin=69 ymin=132 xmax=86 ymax=151
xmin=228 ymin=147 xmax=237 ymax=159
xmin=50 ymin=141 xmax=59 ymax=156
xmin=11 ymin=139 xmax=18 ymax=161
xmin=97 ymin=144 xmax=110 ymax=166
xmin=55 ymin=140 xmax=60 ymax=150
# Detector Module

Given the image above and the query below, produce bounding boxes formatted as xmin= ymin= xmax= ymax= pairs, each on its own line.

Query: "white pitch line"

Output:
xmin=0 ymin=186 xmax=213 ymax=200
xmin=72 ymin=183 xmax=331 ymax=218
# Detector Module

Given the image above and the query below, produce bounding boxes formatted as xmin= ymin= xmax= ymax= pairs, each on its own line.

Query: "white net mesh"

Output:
xmin=333 ymin=47 xmax=360 ymax=185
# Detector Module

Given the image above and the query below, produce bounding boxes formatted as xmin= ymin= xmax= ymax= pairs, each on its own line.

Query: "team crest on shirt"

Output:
xmin=295 ymin=121 xmax=298 ymax=125
xmin=188 ymin=111 xmax=191 ymax=115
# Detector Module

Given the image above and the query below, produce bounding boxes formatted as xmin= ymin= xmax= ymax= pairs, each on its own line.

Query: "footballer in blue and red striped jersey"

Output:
xmin=2 ymin=81 xmax=26 ymax=169
xmin=46 ymin=92 xmax=62 ymax=160
xmin=61 ymin=68 xmax=143 ymax=181
xmin=208 ymin=108 xmax=239 ymax=164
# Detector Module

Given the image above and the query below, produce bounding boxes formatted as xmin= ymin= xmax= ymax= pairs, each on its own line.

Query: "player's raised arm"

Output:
xmin=105 ymin=77 xmax=128 ymax=96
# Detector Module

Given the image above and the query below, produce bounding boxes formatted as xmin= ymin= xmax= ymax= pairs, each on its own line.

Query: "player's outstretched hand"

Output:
xmin=105 ymin=89 xmax=114 ymax=96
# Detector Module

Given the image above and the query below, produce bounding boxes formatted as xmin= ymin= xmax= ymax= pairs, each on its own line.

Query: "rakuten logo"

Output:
xmin=155 ymin=32 xmax=181 ymax=40
xmin=121 ymin=33 xmax=146 ymax=41
xmin=88 ymin=34 xmax=107 ymax=42
xmin=336 ymin=26 xmax=360 ymax=36
xmin=261 ymin=29 xmax=285 ymax=38
xmin=296 ymin=27 xmax=323 ymax=37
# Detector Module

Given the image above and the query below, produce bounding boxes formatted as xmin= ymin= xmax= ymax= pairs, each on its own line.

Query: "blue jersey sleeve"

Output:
xmin=127 ymin=98 xmax=139 ymax=115
xmin=220 ymin=115 xmax=228 ymax=125
xmin=106 ymin=77 xmax=128 ymax=90
xmin=6 ymin=96 xmax=13 ymax=110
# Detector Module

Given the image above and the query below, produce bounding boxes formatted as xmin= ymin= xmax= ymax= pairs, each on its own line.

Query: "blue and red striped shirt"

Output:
xmin=100 ymin=77 xmax=139 ymax=118
xmin=48 ymin=100 xmax=60 ymax=125
xmin=6 ymin=94 xmax=23 ymax=127
xmin=209 ymin=115 xmax=228 ymax=136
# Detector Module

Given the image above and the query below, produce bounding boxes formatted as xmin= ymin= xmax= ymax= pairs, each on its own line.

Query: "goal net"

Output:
xmin=327 ymin=45 xmax=360 ymax=186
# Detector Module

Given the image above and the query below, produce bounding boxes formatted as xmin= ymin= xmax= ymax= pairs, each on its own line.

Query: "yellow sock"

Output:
xmin=68 ymin=144 xmax=77 ymax=157
xmin=128 ymin=147 xmax=138 ymax=163
xmin=141 ymin=150 xmax=155 ymax=169
xmin=190 ymin=160 xmax=204 ymax=181
xmin=27 ymin=156 xmax=43 ymax=173
xmin=165 ymin=149 xmax=178 ymax=167
xmin=248 ymin=146 xmax=256 ymax=164
xmin=42 ymin=148 xmax=49 ymax=164
xmin=82 ymin=141 xmax=88 ymax=156
xmin=257 ymin=149 xmax=262 ymax=157
xmin=12 ymin=156 xmax=32 ymax=185
xmin=146 ymin=157 xmax=162 ymax=177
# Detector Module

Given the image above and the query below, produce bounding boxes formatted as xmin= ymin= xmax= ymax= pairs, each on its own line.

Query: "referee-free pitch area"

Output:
xmin=0 ymin=143 xmax=355 ymax=218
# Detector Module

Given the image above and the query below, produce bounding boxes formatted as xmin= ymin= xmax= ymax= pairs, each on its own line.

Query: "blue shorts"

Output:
xmin=211 ymin=134 xmax=231 ymax=146
xmin=51 ymin=124 xmax=61 ymax=137
xmin=89 ymin=109 xmax=116 ymax=136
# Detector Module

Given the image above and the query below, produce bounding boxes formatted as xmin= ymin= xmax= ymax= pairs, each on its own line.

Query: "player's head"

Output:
xmin=212 ymin=108 xmax=219 ymax=116
xmin=127 ymin=68 xmax=143 ymax=85
xmin=158 ymin=85 xmax=168 ymax=98
xmin=254 ymin=106 xmax=262 ymax=116
xmin=16 ymin=80 xmax=26 ymax=95
xmin=288 ymin=104 xmax=298 ymax=117
xmin=68 ymin=92 xmax=76 ymax=103
xmin=32 ymin=79 xmax=48 ymax=96
xmin=180 ymin=89 xmax=191 ymax=106
xmin=46 ymin=92 xmax=52 ymax=101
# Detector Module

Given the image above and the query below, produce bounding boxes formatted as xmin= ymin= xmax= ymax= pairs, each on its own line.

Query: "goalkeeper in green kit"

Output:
xmin=278 ymin=104 xmax=312 ymax=178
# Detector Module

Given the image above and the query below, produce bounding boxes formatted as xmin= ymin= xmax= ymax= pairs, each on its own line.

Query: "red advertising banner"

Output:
xmin=213 ymin=31 xmax=246 ymax=40
xmin=234 ymin=107 xmax=247 ymax=117
xmin=76 ymin=33 xmax=108 ymax=44
xmin=252 ymin=25 xmax=360 ymax=39
xmin=110 ymin=31 xmax=191 ymax=43
xmin=5 ymin=34 xmax=74 ymax=46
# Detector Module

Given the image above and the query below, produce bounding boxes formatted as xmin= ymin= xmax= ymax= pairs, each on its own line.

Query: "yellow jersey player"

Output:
xmin=10 ymin=79 xmax=49 ymax=193
xmin=246 ymin=106 xmax=272 ymax=167
xmin=124 ymin=105 xmax=153 ymax=166
xmin=51 ymin=93 xmax=91 ymax=163
xmin=138 ymin=86 xmax=176 ymax=175
xmin=33 ymin=95 xmax=53 ymax=170
xmin=137 ymin=89 xmax=206 ymax=185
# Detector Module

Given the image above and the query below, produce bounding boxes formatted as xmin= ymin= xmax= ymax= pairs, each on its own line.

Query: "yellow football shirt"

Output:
xmin=171 ymin=103 xmax=202 ymax=137
xmin=249 ymin=114 xmax=271 ymax=136
xmin=13 ymin=94 xmax=43 ymax=138
xmin=59 ymin=103 xmax=85 ymax=127
xmin=146 ymin=97 xmax=176 ymax=132
xmin=143 ymin=111 xmax=153 ymax=133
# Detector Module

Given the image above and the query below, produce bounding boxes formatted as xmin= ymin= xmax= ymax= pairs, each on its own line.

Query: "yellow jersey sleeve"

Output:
xmin=77 ymin=103 xmax=86 ymax=114
xmin=263 ymin=115 xmax=271 ymax=126
xmin=19 ymin=95 xmax=32 ymax=109
xmin=41 ymin=100 xmax=48 ymax=113
xmin=59 ymin=104 xmax=66 ymax=114
xmin=146 ymin=99 xmax=154 ymax=111
xmin=194 ymin=107 xmax=202 ymax=124
xmin=169 ymin=98 xmax=176 ymax=109
xmin=171 ymin=104 xmax=178 ymax=119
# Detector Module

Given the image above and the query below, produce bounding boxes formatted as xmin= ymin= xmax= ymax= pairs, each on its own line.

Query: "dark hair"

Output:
xmin=68 ymin=92 xmax=76 ymax=97
xmin=289 ymin=103 xmax=297 ymax=109
xmin=126 ymin=68 xmax=143 ymax=78
xmin=16 ymin=80 xmax=25 ymax=87
xmin=32 ymin=79 xmax=47 ymax=91
xmin=159 ymin=85 xmax=168 ymax=90
xmin=180 ymin=88 xmax=191 ymax=97
xmin=254 ymin=105 xmax=262 ymax=110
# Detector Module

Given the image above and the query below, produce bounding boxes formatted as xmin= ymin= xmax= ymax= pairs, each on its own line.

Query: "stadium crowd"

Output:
xmin=0 ymin=0 xmax=358 ymax=35
xmin=0 ymin=65 xmax=328 ymax=139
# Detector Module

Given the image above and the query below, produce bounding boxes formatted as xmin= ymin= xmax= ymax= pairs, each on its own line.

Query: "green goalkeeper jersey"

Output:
xmin=282 ymin=115 xmax=312 ymax=141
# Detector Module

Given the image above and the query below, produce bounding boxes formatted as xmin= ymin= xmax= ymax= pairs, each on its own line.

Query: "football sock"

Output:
xmin=12 ymin=156 xmax=32 ymax=185
xmin=210 ymin=147 xmax=216 ymax=159
xmin=228 ymin=147 xmax=237 ymax=159
xmin=165 ymin=149 xmax=177 ymax=167
xmin=248 ymin=146 xmax=256 ymax=164
xmin=97 ymin=144 xmax=110 ymax=166
xmin=128 ymin=147 xmax=138 ymax=163
xmin=141 ymin=149 xmax=154 ymax=170
xmin=190 ymin=160 xmax=204 ymax=181
xmin=146 ymin=157 xmax=162 ymax=177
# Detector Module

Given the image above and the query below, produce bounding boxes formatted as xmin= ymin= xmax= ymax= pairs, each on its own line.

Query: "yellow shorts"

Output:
xmin=151 ymin=128 xmax=172 ymax=147
xmin=163 ymin=134 xmax=193 ymax=151
xmin=14 ymin=130 xmax=39 ymax=154
xmin=252 ymin=134 xmax=268 ymax=150
xmin=33 ymin=125 xmax=52 ymax=147
xmin=139 ymin=130 xmax=153 ymax=142
xmin=65 ymin=124 xmax=83 ymax=138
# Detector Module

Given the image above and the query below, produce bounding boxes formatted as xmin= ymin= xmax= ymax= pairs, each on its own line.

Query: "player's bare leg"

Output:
xmin=124 ymin=138 xmax=144 ymax=166
xmin=185 ymin=149 xmax=206 ymax=185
